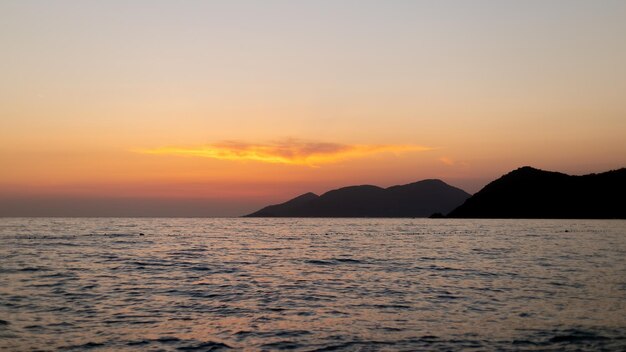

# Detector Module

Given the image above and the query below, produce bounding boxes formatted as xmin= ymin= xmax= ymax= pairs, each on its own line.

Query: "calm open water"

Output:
xmin=0 ymin=218 xmax=625 ymax=351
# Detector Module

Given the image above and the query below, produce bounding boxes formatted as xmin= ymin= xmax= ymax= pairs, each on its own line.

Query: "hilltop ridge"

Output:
xmin=447 ymin=166 xmax=626 ymax=219
xmin=245 ymin=179 xmax=470 ymax=217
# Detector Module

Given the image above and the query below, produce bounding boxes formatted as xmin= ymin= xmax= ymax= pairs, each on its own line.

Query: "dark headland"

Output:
xmin=246 ymin=166 xmax=626 ymax=219
xmin=245 ymin=179 xmax=471 ymax=217
xmin=447 ymin=166 xmax=626 ymax=219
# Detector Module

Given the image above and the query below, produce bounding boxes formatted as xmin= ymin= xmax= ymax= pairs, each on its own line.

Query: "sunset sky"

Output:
xmin=1 ymin=0 xmax=625 ymax=216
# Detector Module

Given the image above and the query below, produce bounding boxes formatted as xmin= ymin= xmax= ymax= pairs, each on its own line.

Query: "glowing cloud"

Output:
xmin=137 ymin=140 xmax=431 ymax=166
xmin=438 ymin=156 xmax=469 ymax=167
xmin=439 ymin=156 xmax=455 ymax=166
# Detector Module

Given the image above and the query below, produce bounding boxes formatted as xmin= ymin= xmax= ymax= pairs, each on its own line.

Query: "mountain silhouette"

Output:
xmin=245 ymin=179 xmax=470 ymax=217
xmin=447 ymin=166 xmax=626 ymax=219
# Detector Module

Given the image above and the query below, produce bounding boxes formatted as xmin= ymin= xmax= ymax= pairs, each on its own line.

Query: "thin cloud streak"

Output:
xmin=137 ymin=140 xmax=432 ymax=166
xmin=439 ymin=156 xmax=455 ymax=166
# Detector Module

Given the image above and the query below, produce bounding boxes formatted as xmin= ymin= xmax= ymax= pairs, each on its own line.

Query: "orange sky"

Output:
xmin=1 ymin=1 xmax=625 ymax=216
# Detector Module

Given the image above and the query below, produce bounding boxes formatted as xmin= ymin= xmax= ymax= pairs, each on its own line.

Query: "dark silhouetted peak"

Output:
xmin=448 ymin=166 xmax=626 ymax=219
xmin=245 ymin=179 xmax=470 ymax=218
xmin=386 ymin=179 xmax=450 ymax=191
xmin=288 ymin=192 xmax=319 ymax=204
xmin=389 ymin=179 xmax=444 ymax=187
xmin=505 ymin=166 xmax=567 ymax=178
xmin=516 ymin=166 xmax=540 ymax=172
xmin=244 ymin=192 xmax=319 ymax=217
xmin=320 ymin=185 xmax=385 ymax=200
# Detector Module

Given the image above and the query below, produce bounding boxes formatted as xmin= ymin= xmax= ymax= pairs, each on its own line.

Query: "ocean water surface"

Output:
xmin=0 ymin=218 xmax=625 ymax=351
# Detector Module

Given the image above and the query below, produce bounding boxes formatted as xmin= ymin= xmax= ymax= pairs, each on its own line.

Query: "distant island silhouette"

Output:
xmin=245 ymin=179 xmax=470 ymax=217
xmin=246 ymin=166 xmax=626 ymax=219
xmin=447 ymin=166 xmax=626 ymax=219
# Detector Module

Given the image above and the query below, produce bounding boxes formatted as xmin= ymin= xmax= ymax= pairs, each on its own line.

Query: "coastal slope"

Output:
xmin=447 ymin=166 xmax=626 ymax=219
xmin=245 ymin=179 xmax=470 ymax=217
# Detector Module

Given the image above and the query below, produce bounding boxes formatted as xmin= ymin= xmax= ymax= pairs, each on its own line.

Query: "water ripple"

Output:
xmin=0 ymin=218 xmax=625 ymax=351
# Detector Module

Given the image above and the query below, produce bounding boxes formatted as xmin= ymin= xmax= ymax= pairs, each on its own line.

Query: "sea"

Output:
xmin=1 ymin=218 xmax=625 ymax=351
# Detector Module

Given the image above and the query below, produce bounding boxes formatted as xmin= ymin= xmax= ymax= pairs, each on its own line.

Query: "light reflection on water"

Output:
xmin=1 ymin=218 xmax=625 ymax=351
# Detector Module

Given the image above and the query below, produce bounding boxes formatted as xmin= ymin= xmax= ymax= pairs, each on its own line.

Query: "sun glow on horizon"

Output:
xmin=1 ymin=1 xmax=625 ymax=216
